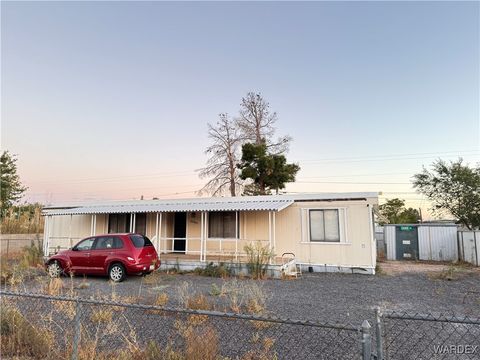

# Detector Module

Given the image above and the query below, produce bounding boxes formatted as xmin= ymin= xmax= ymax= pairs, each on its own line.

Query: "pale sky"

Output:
xmin=2 ymin=1 xmax=479 ymax=216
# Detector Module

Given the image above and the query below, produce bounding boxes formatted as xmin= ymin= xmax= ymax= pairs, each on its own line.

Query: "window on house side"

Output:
xmin=208 ymin=211 xmax=238 ymax=238
xmin=309 ymin=209 xmax=340 ymax=242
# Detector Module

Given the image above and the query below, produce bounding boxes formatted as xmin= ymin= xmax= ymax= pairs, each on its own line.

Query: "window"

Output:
xmin=130 ymin=235 xmax=153 ymax=248
xmin=75 ymin=238 xmax=95 ymax=251
xmin=94 ymin=236 xmax=123 ymax=250
xmin=309 ymin=210 xmax=340 ymax=242
xmin=208 ymin=211 xmax=238 ymax=238
xmin=108 ymin=214 xmax=130 ymax=233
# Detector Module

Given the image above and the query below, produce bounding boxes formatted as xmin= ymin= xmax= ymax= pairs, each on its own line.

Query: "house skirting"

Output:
xmin=159 ymin=258 xmax=375 ymax=277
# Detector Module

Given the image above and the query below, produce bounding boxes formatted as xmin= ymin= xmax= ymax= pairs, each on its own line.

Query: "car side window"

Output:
xmin=112 ymin=237 xmax=124 ymax=249
xmin=94 ymin=236 xmax=124 ymax=250
xmin=94 ymin=237 xmax=110 ymax=250
xmin=76 ymin=238 xmax=95 ymax=251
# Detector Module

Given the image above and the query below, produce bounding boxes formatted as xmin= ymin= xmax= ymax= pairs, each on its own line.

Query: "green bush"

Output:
xmin=244 ymin=242 xmax=275 ymax=279
xmin=194 ymin=262 xmax=232 ymax=278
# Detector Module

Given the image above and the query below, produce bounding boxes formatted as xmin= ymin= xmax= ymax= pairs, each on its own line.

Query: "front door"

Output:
xmin=173 ymin=212 xmax=187 ymax=253
xmin=395 ymin=226 xmax=419 ymax=260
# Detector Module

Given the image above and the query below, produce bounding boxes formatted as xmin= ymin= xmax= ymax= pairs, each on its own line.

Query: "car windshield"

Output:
xmin=130 ymin=235 xmax=153 ymax=248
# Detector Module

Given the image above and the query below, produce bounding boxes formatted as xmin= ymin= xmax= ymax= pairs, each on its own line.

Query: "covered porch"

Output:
xmin=42 ymin=197 xmax=294 ymax=264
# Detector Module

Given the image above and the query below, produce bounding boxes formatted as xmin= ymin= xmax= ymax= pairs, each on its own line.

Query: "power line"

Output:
xmin=297 ymin=149 xmax=479 ymax=163
xmin=295 ymin=181 xmax=411 ymax=185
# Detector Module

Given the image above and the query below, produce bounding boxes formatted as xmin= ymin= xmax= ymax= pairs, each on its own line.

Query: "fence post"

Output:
xmin=362 ymin=320 xmax=372 ymax=360
xmin=375 ymin=307 xmax=384 ymax=360
xmin=71 ymin=300 xmax=82 ymax=360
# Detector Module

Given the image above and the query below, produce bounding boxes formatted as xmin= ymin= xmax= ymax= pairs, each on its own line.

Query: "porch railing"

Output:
xmin=154 ymin=236 xmax=271 ymax=262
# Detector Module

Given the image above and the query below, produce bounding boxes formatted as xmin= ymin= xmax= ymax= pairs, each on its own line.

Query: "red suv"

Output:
xmin=45 ymin=233 xmax=160 ymax=282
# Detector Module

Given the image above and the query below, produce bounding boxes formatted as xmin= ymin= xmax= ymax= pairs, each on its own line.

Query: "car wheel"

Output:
xmin=109 ymin=263 xmax=126 ymax=282
xmin=47 ymin=261 xmax=62 ymax=278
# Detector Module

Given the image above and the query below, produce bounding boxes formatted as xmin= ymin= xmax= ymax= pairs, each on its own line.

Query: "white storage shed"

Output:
xmin=385 ymin=224 xmax=458 ymax=261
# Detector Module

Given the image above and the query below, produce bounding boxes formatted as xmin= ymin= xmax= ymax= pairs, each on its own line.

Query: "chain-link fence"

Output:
xmin=379 ymin=309 xmax=480 ymax=360
xmin=0 ymin=291 xmax=368 ymax=359
xmin=3 ymin=291 xmax=478 ymax=359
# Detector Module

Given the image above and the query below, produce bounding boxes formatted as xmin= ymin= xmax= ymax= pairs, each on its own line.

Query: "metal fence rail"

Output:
xmin=379 ymin=309 xmax=480 ymax=360
xmin=0 ymin=291 xmax=366 ymax=360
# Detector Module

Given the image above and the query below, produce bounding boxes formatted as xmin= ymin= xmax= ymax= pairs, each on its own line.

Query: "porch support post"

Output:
xmin=132 ymin=213 xmax=136 ymax=233
xmin=200 ymin=212 xmax=204 ymax=261
xmin=93 ymin=214 xmax=97 ymax=236
xmin=90 ymin=214 xmax=94 ymax=236
xmin=273 ymin=211 xmax=276 ymax=252
xmin=185 ymin=212 xmax=189 ymax=254
xmin=43 ymin=215 xmax=50 ymax=256
xmin=69 ymin=214 xmax=73 ymax=248
xmin=203 ymin=212 xmax=208 ymax=262
xmin=268 ymin=211 xmax=272 ymax=249
xmin=235 ymin=211 xmax=239 ymax=261
xmin=268 ymin=211 xmax=272 ymax=265
xmin=155 ymin=212 xmax=160 ymax=252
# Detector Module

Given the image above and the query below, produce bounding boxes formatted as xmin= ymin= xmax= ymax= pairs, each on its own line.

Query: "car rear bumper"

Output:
xmin=125 ymin=260 xmax=160 ymax=274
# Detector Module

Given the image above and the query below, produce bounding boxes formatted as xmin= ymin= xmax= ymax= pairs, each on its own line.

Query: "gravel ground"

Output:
xmin=7 ymin=262 xmax=480 ymax=324
xmin=3 ymin=262 xmax=479 ymax=359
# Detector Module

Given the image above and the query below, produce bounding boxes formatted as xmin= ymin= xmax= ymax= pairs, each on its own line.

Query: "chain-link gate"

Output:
xmin=376 ymin=308 xmax=480 ymax=360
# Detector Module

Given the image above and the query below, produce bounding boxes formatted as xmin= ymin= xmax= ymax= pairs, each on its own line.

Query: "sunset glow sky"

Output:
xmin=2 ymin=1 xmax=479 ymax=216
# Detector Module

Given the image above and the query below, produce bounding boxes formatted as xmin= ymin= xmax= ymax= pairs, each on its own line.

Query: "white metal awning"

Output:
xmin=43 ymin=199 xmax=294 ymax=216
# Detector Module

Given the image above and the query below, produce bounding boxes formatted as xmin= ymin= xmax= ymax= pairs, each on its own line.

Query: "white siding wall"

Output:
xmin=459 ymin=231 xmax=480 ymax=266
xmin=418 ymin=226 xmax=458 ymax=261
xmin=385 ymin=225 xmax=396 ymax=260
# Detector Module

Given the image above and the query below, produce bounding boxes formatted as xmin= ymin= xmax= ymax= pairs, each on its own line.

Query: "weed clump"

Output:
xmin=244 ymin=242 xmax=275 ymax=279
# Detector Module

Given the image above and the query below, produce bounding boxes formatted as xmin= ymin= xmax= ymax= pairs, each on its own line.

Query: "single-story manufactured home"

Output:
xmin=42 ymin=192 xmax=378 ymax=274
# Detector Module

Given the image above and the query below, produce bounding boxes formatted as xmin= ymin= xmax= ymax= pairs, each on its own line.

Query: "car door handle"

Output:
xmin=85 ymin=253 xmax=91 ymax=257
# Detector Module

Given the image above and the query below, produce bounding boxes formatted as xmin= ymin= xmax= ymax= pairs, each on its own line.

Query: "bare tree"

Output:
xmin=198 ymin=114 xmax=242 ymax=196
xmin=237 ymin=92 xmax=291 ymax=154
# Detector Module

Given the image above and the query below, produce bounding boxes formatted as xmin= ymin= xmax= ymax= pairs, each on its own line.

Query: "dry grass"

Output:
xmin=427 ymin=262 xmax=476 ymax=281
xmin=1 ymin=241 xmax=45 ymax=288
xmin=154 ymin=293 xmax=169 ymax=307
xmin=221 ymin=279 xmax=267 ymax=314
xmin=186 ymin=293 xmax=213 ymax=311
xmin=175 ymin=319 xmax=220 ymax=360
xmin=44 ymin=277 xmax=64 ymax=296
xmin=91 ymin=308 xmax=114 ymax=324
xmin=1 ymin=204 xmax=44 ymax=234
xmin=241 ymin=333 xmax=277 ymax=360
xmin=142 ymin=271 xmax=162 ymax=285
xmin=0 ymin=305 xmax=57 ymax=358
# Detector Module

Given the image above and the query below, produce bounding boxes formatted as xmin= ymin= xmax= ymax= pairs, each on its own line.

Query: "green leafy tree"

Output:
xmin=413 ymin=158 xmax=480 ymax=230
xmin=378 ymin=198 xmax=420 ymax=225
xmin=0 ymin=151 xmax=27 ymax=217
xmin=238 ymin=143 xmax=300 ymax=195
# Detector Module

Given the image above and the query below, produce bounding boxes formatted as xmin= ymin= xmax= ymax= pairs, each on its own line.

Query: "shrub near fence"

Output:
xmin=0 ymin=291 xmax=365 ymax=360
